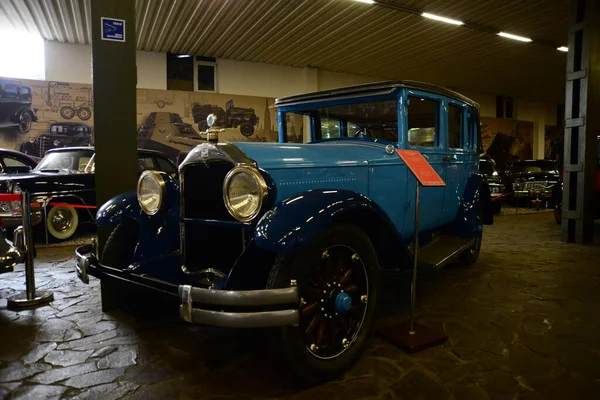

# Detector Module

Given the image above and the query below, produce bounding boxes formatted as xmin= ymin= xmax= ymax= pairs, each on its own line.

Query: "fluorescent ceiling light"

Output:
xmin=422 ymin=12 xmax=464 ymax=25
xmin=354 ymin=0 xmax=375 ymax=4
xmin=498 ymin=32 xmax=532 ymax=42
xmin=557 ymin=46 xmax=568 ymax=52
xmin=176 ymin=54 xmax=192 ymax=58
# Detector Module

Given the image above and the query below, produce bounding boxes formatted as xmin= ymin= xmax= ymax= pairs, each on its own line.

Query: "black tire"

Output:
xmin=18 ymin=112 xmax=33 ymax=134
xmin=266 ymin=223 xmax=379 ymax=385
xmin=77 ymin=107 xmax=91 ymax=120
xmin=60 ymin=106 xmax=75 ymax=120
xmin=99 ymin=220 xmax=139 ymax=312
xmin=240 ymin=123 xmax=254 ymax=137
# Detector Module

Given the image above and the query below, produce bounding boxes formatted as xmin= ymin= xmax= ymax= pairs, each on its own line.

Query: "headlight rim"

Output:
xmin=222 ymin=166 xmax=268 ymax=222
xmin=137 ymin=170 xmax=167 ymax=216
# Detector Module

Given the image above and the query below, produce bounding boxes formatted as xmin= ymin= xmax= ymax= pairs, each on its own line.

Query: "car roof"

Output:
xmin=45 ymin=146 xmax=170 ymax=158
xmin=274 ymin=80 xmax=479 ymax=110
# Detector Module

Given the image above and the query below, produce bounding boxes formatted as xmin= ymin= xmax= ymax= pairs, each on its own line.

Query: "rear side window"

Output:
xmin=407 ymin=97 xmax=438 ymax=147
xmin=447 ymin=104 xmax=463 ymax=149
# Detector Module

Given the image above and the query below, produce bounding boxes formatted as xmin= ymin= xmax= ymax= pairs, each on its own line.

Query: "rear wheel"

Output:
xmin=77 ymin=107 xmax=91 ymax=120
xmin=18 ymin=112 xmax=33 ymax=133
xmin=46 ymin=205 xmax=79 ymax=241
xmin=240 ymin=123 xmax=254 ymax=137
xmin=99 ymin=220 xmax=138 ymax=312
xmin=267 ymin=223 xmax=379 ymax=385
xmin=60 ymin=106 xmax=75 ymax=120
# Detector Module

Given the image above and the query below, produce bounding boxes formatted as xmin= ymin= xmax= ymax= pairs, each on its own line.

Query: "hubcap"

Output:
xmin=300 ymin=246 xmax=369 ymax=359
xmin=51 ymin=209 xmax=73 ymax=232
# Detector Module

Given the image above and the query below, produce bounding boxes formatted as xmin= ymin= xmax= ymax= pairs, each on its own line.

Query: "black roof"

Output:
xmin=274 ymin=80 xmax=479 ymax=110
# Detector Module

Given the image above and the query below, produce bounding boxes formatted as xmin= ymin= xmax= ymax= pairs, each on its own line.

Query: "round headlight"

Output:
xmin=137 ymin=171 xmax=166 ymax=215
xmin=53 ymin=140 xmax=60 ymax=146
xmin=223 ymin=167 xmax=268 ymax=222
xmin=29 ymin=138 xmax=35 ymax=144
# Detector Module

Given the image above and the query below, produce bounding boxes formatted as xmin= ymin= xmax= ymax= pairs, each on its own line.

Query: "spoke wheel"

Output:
xmin=19 ymin=113 xmax=32 ymax=133
xmin=266 ymin=222 xmax=379 ymax=385
xmin=301 ymin=245 xmax=368 ymax=359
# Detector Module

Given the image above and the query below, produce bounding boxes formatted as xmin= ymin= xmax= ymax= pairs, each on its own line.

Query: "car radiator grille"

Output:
xmin=523 ymin=182 xmax=551 ymax=191
xmin=37 ymin=136 xmax=53 ymax=157
xmin=181 ymin=162 xmax=244 ymax=273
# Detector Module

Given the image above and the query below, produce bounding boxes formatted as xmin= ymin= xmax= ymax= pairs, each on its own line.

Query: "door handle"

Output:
xmin=443 ymin=155 xmax=457 ymax=162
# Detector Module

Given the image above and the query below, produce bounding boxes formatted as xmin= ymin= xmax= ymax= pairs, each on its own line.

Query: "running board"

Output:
xmin=418 ymin=236 xmax=475 ymax=271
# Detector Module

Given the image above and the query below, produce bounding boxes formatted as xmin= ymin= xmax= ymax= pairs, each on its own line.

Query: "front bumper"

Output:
xmin=75 ymin=244 xmax=300 ymax=328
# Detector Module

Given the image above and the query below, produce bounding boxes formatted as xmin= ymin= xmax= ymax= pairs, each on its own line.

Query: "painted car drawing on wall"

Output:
xmin=192 ymin=99 xmax=259 ymax=136
xmin=0 ymin=80 xmax=38 ymax=134
xmin=20 ymin=122 xmax=94 ymax=158
xmin=75 ymin=81 xmax=493 ymax=384
xmin=45 ymin=81 xmax=92 ymax=121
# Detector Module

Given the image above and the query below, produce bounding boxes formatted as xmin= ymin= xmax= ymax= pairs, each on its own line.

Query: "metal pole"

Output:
xmin=21 ymin=191 xmax=35 ymax=300
xmin=409 ymin=182 xmax=420 ymax=334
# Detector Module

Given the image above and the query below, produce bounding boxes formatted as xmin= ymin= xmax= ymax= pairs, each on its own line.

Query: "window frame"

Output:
xmin=194 ymin=59 xmax=217 ymax=93
xmin=404 ymin=90 xmax=442 ymax=151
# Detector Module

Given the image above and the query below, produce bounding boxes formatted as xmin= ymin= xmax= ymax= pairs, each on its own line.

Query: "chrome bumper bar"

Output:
xmin=178 ymin=283 xmax=300 ymax=328
xmin=75 ymin=244 xmax=300 ymax=328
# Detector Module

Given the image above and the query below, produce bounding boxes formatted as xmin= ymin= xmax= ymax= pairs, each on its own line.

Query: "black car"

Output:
xmin=20 ymin=122 xmax=94 ymax=158
xmin=505 ymin=160 xmax=560 ymax=206
xmin=0 ymin=80 xmax=38 ymax=134
xmin=192 ymin=99 xmax=259 ymax=136
xmin=479 ymin=157 xmax=504 ymax=213
xmin=0 ymin=149 xmax=39 ymax=175
xmin=0 ymin=225 xmax=22 ymax=274
xmin=0 ymin=147 xmax=177 ymax=241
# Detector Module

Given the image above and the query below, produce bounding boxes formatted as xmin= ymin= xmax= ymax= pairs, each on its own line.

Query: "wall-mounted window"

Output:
xmin=496 ymin=95 xmax=514 ymax=119
xmin=195 ymin=56 xmax=217 ymax=92
xmin=166 ymin=53 xmax=194 ymax=91
xmin=0 ymin=28 xmax=44 ymax=80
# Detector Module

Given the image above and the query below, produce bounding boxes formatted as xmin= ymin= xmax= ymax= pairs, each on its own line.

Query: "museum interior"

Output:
xmin=0 ymin=0 xmax=599 ymax=398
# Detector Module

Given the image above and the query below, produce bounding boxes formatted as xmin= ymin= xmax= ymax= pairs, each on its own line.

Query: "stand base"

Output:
xmin=378 ymin=321 xmax=447 ymax=353
xmin=7 ymin=291 xmax=54 ymax=309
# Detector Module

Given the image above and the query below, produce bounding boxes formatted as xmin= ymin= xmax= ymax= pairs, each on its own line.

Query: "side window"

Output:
xmin=3 ymin=85 xmax=18 ymax=96
xmin=407 ymin=97 xmax=438 ymax=147
xmin=156 ymin=157 xmax=177 ymax=174
xmin=284 ymin=113 xmax=306 ymax=143
xmin=320 ymin=117 xmax=340 ymax=139
xmin=3 ymin=157 xmax=29 ymax=168
xmin=447 ymin=104 xmax=463 ymax=149
xmin=138 ymin=157 xmax=156 ymax=172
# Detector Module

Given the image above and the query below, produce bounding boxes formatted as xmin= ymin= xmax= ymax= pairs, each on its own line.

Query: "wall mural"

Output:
xmin=481 ymin=117 xmax=534 ymax=171
xmin=0 ymin=76 xmax=279 ymax=163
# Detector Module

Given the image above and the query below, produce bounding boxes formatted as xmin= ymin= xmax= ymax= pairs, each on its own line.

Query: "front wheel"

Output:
xmin=266 ymin=223 xmax=379 ymax=385
xmin=18 ymin=112 xmax=33 ymax=133
xmin=46 ymin=205 xmax=79 ymax=241
xmin=240 ymin=123 xmax=254 ymax=137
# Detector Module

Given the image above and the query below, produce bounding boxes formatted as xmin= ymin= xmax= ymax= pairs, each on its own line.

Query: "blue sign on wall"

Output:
xmin=101 ymin=17 xmax=125 ymax=42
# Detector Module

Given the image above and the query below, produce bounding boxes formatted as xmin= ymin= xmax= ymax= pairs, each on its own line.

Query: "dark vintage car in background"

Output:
xmin=20 ymin=122 xmax=94 ymax=158
xmin=75 ymin=81 xmax=493 ymax=384
xmin=505 ymin=160 xmax=560 ymax=206
xmin=137 ymin=112 xmax=205 ymax=164
xmin=0 ymin=225 xmax=23 ymax=274
xmin=0 ymin=79 xmax=38 ymax=134
xmin=0 ymin=147 xmax=177 ymax=241
xmin=479 ymin=157 xmax=504 ymax=213
xmin=192 ymin=99 xmax=259 ymax=136
xmin=0 ymin=149 xmax=39 ymax=175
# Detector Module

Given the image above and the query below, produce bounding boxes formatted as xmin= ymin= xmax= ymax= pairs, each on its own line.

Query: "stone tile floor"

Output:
xmin=1 ymin=212 xmax=600 ymax=399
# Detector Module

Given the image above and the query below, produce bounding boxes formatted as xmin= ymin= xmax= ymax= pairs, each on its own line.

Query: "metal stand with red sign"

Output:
xmin=6 ymin=191 xmax=54 ymax=309
xmin=378 ymin=150 xmax=448 ymax=352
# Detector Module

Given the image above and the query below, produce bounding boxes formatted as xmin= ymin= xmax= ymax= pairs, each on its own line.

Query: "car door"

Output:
xmin=402 ymin=91 xmax=445 ymax=234
xmin=440 ymin=101 xmax=469 ymax=224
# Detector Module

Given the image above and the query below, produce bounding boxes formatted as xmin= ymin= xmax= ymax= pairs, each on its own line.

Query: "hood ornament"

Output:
xmin=202 ymin=113 xmax=223 ymax=142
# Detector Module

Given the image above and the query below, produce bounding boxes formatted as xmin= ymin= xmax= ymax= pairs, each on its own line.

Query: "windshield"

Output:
xmin=509 ymin=161 xmax=559 ymax=174
xmin=34 ymin=151 xmax=94 ymax=173
xmin=284 ymin=98 xmax=398 ymax=144
xmin=479 ymin=160 xmax=498 ymax=176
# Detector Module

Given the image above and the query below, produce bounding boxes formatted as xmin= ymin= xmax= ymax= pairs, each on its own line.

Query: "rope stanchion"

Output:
xmin=6 ymin=191 xmax=53 ymax=309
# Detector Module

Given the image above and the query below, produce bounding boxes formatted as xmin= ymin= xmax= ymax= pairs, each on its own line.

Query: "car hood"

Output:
xmin=232 ymin=140 xmax=397 ymax=169
xmin=0 ymin=170 xmax=92 ymax=194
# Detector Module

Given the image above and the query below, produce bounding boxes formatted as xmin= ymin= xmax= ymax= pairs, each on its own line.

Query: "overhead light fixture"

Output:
xmin=354 ymin=0 xmax=375 ymax=4
xmin=557 ymin=46 xmax=568 ymax=52
xmin=497 ymin=32 xmax=532 ymax=43
xmin=176 ymin=54 xmax=192 ymax=58
xmin=422 ymin=12 xmax=464 ymax=26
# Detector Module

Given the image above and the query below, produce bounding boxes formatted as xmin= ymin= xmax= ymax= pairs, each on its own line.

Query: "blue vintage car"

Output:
xmin=75 ymin=81 xmax=492 ymax=383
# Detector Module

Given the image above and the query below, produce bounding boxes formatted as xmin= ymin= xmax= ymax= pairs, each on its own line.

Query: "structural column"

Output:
xmin=561 ymin=0 xmax=600 ymax=243
xmin=91 ymin=0 xmax=138 ymax=250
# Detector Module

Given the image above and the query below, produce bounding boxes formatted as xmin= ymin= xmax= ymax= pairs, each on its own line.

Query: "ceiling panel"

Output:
xmin=0 ymin=0 xmax=570 ymax=102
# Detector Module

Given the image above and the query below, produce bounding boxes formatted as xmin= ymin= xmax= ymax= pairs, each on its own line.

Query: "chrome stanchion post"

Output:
xmin=7 ymin=191 xmax=53 ymax=309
